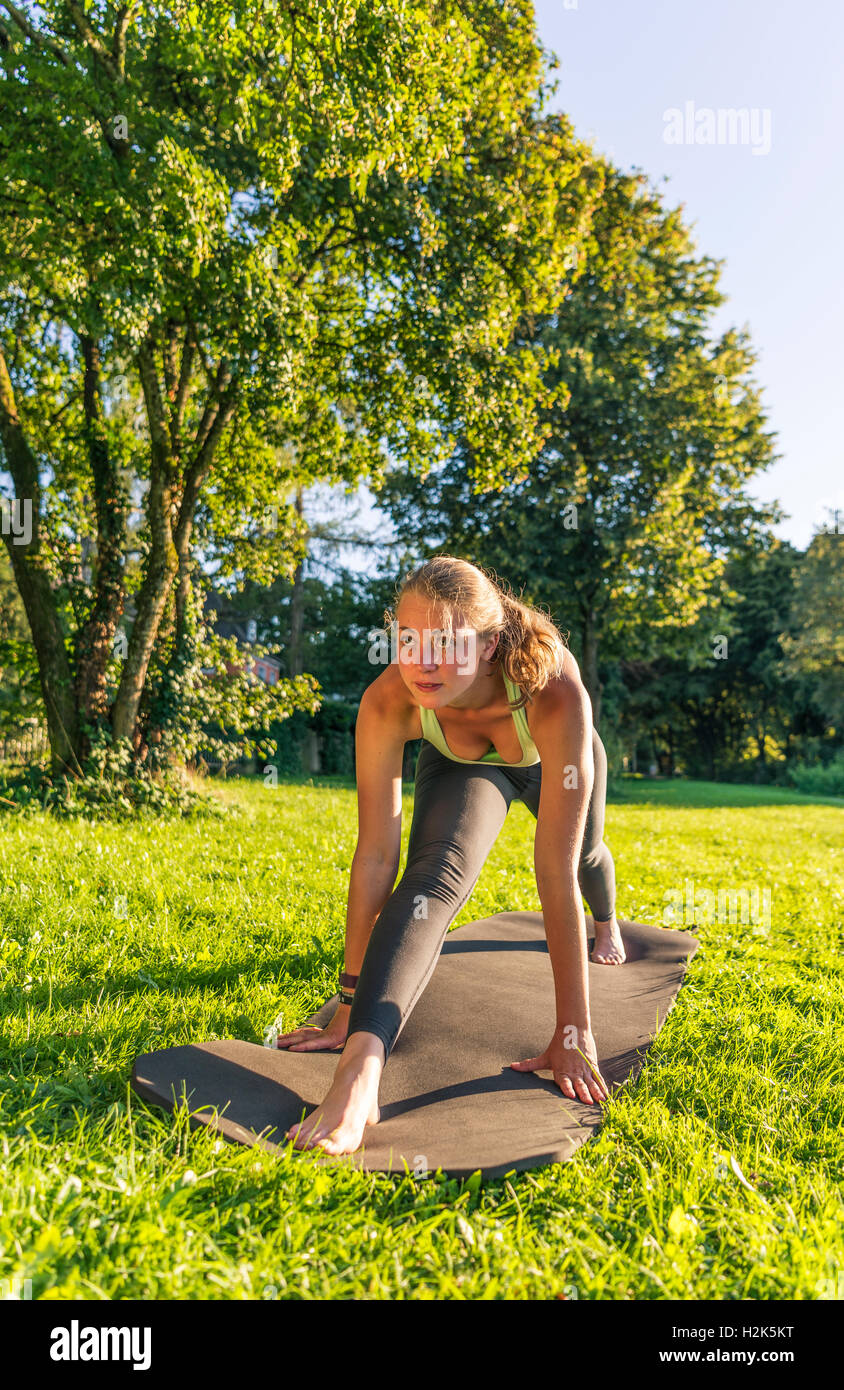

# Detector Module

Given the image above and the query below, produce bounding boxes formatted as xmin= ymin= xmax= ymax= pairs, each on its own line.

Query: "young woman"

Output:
xmin=276 ymin=556 xmax=625 ymax=1155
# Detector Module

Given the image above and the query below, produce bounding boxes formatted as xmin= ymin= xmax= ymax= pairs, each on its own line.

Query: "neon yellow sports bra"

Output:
xmin=418 ymin=673 xmax=540 ymax=767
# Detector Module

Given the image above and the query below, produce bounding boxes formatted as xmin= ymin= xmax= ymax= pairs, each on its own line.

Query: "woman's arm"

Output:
xmin=509 ymin=661 xmax=609 ymax=1103
xmin=532 ymin=673 xmax=595 ymax=1029
xmin=342 ymin=676 xmax=410 ymax=977
xmin=277 ymin=669 xmax=413 ymax=1051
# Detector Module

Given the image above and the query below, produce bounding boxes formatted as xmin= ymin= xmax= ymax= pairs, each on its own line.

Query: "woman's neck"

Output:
xmin=445 ymin=663 xmax=506 ymax=712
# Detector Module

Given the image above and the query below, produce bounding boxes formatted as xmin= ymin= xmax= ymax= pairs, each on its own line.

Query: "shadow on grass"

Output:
xmin=0 ymin=949 xmax=337 ymax=1041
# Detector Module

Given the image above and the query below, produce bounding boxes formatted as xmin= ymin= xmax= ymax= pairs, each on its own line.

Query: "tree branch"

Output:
xmin=189 ymin=356 xmax=234 ymax=465
xmin=66 ymin=0 xmax=115 ymax=75
xmin=137 ymin=334 xmax=175 ymax=483
xmin=0 ymin=1 xmax=70 ymax=65
xmin=162 ymin=320 xmax=180 ymax=402
xmin=112 ymin=1 xmax=139 ymax=78
xmin=74 ymin=333 xmax=128 ymax=725
xmin=170 ymin=328 xmax=195 ymax=454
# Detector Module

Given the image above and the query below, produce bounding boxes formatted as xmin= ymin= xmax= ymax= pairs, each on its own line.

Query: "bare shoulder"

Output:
xmin=526 ymin=650 xmax=593 ymax=735
xmin=357 ymin=662 xmax=420 ymax=741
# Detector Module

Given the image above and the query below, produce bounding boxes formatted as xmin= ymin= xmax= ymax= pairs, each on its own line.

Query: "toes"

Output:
xmin=296 ymin=1127 xmax=325 ymax=1150
xmin=591 ymin=947 xmax=625 ymax=965
xmin=318 ymin=1136 xmax=344 ymax=1155
xmin=311 ymin=1126 xmax=353 ymax=1155
xmin=286 ymin=1116 xmax=318 ymax=1146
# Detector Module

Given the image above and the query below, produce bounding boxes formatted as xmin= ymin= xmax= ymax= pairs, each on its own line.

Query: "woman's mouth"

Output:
xmin=415 ymin=681 xmax=442 ymax=692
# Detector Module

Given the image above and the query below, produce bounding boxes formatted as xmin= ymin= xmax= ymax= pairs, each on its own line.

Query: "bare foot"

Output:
xmin=285 ymin=1034 xmax=383 ymax=1156
xmin=591 ymin=914 xmax=627 ymax=965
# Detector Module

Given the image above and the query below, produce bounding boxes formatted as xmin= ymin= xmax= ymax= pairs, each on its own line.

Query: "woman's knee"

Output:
xmin=399 ymin=837 xmax=478 ymax=910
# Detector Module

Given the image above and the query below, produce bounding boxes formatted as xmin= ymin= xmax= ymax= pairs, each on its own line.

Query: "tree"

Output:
xmin=779 ymin=523 xmax=844 ymax=733
xmin=614 ymin=539 xmax=820 ymax=780
xmin=0 ymin=0 xmax=599 ymax=771
xmin=375 ymin=164 xmax=780 ymax=725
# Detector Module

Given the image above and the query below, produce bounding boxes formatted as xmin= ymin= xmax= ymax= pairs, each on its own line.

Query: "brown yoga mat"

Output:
xmin=131 ymin=912 xmax=698 ymax=1178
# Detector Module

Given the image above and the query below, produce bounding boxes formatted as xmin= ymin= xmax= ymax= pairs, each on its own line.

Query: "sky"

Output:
xmin=338 ymin=0 xmax=843 ymax=573
xmin=532 ymin=0 xmax=844 ymax=548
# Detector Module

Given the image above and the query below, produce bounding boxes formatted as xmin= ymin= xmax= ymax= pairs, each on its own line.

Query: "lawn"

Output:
xmin=0 ymin=775 xmax=841 ymax=1301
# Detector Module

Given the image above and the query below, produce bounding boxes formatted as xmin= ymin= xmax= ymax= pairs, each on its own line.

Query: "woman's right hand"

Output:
xmin=276 ymin=1003 xmax=350 ymax=1052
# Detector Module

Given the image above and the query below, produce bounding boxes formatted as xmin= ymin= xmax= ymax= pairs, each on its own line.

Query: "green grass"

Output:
xmin=612 ymin=774 xmax=844 ymax=810
xmin=1 ymin=775 xmax=842 ymax=1301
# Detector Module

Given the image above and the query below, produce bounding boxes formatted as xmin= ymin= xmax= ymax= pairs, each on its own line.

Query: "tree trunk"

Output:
xmin=3 ymin=323 xmax=238 ymax=763
xmin=0 ymin=350 xmax=79 ymax=772
xmin=111 ymin=339 xmax=179 ymax=745
xmin=114 ymin=342 xmax=237 ymax=749
xmin=73 ymin=336 xmax=128 ymax=744
xmin=4 ymin=541 xmax=80 ymax=772
xmin=141 ymin=365 xmax=238 ymax=749
xmin=110 ymin=507 xmax=178 ymax=746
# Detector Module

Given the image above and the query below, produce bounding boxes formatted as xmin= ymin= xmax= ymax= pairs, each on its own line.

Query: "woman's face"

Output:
xmin=394 ymin=593 xmax=498 ymax=706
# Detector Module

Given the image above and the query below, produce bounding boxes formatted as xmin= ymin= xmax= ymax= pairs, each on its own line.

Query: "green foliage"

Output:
xmin=218 ymin=565 xmax=396 ymax=701
xmin=611 ymin=539 xmax=835 ymax=781
xmin=787 ymin=751 xmax=844 ymax=798
xmin=268 ymin=709 xmax=312 ymax=777
xmin=779 ymin=527 xmax=844 ymax=730
xmin=269 ymin=700 xmax=358 ymax=778
xmin=0 ymin=0 xmax=597 ymax=509
xmin=139 ymin=579 xmax=322 ymax=771
xmin=0 ymin=729 xmax=221 ymax=820
xmin=315 ymin=702 xmax=358 ymax=777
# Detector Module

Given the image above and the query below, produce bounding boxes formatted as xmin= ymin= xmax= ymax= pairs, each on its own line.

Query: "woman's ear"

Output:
xmin=481 ymin=631 xmax=500 ymax=662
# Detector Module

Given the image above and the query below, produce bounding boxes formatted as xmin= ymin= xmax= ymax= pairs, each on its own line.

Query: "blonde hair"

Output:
xmin=390 ymin=555 xmax=568 ymax=710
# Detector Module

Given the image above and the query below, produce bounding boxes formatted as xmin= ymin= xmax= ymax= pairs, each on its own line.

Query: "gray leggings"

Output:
xmin=346 ymin=730 xmax=616 ymax=1062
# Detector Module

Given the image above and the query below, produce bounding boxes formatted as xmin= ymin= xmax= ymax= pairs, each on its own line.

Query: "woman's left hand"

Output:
xmin=510 ymin=1025 xmax=609 ymax=1105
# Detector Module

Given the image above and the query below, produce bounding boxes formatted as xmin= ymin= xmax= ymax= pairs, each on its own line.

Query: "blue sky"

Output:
xmin=533 ymin=0 xmax=843 ymax=547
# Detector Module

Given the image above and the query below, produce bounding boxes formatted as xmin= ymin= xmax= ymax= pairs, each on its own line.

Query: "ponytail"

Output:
xmin=494 ymin=590 xmax=568 ymax=709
